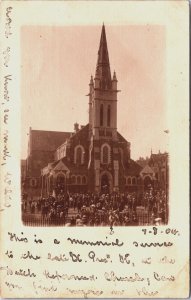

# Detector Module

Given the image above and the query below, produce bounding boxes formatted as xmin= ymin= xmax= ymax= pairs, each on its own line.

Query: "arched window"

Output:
xmin=132 ymin=177 xmax=136 ymax=185
xmin=76 ymin=147 xmax=82 ymax=164
xmin=77 ymin=176 xmax=81 ymax=185
xmin=30 ymin=178 xmax=37 ymax=187
xmin=103 ymin=146 xmax=109 ymax=164
xmin=101 ymin=143 xmax=110 ymax=164
xmin=74 ymin=145 xmax=84 ymax=165
xmin=82 ymin=176 xmax=87 ymax=185
xmin=100 ymin=104 xmax=103 ymax=126
xmin=107 ymin=105 xmax=111 ymax=127
xmin=127 ymin=177 xmax=132 ymax=185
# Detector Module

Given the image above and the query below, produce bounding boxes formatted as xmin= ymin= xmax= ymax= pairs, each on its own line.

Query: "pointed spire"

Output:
xmin=95 ymin=24 xmax=112 ymax=90
xmin=89 ymin=75 xmax=94 ymax=85
xmin=113 ymin=70 xmax=117 ymax=81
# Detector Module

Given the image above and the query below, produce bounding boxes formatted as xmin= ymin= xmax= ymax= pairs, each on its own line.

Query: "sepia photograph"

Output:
xmin=1 ymin=1 xmax=189 ymax=298
xmin=21 ymin=23 xmax=169 ymax=227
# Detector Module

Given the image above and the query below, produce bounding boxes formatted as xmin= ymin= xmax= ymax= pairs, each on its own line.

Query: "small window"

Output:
xmin=132 ymin=177 xmax=136 ymax=185
xmin=82 ymin=176 xmax=87 ymax=185
xmin=30 ymin=178 xmax=37 ymax=187
xmin=107 ymin=105 xmax=111 ymax=127
xmin=127 ymin=177 xmax=131 ymax=185
xmin=100 ymin=104 xmax=103 ymax=126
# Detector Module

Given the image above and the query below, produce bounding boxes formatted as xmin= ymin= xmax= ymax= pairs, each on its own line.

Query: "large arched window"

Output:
xmin=107 ymin=105 xmax=111 ymax=127
xmin=74 ymin=145 xmax=84 ymax=165
xmin=101 ymin=143 xmax=111 ymax=164
xmin=103 ymin=146 xmax=109 ymax=164
xmin=100 ymin=104 xmax=103 ymax=126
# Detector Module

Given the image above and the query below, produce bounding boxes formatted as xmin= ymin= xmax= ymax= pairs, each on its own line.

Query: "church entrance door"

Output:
xmin=144 ymin=176 xmax=153 ymax=191
xmin=100 ymin=172 xmax=113 ymax=194
xmin=56 ymin=174 xmax=65 ymax=195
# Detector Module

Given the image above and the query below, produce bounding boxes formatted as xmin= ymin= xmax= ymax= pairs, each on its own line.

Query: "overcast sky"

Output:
xmin=21 ymin=25 xmax=168 ymax=160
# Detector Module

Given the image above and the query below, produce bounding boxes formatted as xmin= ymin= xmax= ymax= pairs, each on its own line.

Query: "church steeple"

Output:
xmin=89 ymin=24 xmax=118 ymax=141
xmin=95 ymin=24 xmax=112 ymax=90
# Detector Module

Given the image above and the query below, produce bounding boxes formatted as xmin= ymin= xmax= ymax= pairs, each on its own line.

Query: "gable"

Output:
xmin=140 ymin=164 xmax=155 ymax=176
xmin=53 ymin=160 xmax=70 ymax=172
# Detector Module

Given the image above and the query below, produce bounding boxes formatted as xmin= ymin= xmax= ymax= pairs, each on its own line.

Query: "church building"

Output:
xmin=40 ymin=24 xmax=142 ymax=196
xmin=24 ymin=25 xmax=164 ymax=198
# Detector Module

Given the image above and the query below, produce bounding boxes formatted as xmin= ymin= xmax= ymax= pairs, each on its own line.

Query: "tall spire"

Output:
xmin=95 ymin=24 xmax=112 ymax=90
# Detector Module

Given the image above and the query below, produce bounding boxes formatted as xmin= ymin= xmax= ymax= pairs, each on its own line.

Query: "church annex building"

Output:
xmin=22 ymin=25 xmax=168 ymax=197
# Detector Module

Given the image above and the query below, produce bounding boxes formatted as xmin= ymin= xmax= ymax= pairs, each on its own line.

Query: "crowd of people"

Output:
xmin=22 ymin=187 xmax=168 ymax=226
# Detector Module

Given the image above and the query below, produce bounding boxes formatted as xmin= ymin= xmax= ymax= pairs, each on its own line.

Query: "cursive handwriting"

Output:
xmin=21 ymin=250 xmax=41 ymax=260
xmin=66 ymin=288 xmax=103 ymax=298
xmin=1 ymin=130 xmax=11 ymax=166
xmin=3 ymin=74 xmax=12 ymax=103
xmin=104 ymin=271 xmax=150 ymax=286
xmin=43 ymin=270 xmax=96 ymax=282
xmin=8 ymin=232 xmax=28 ymax=243
xmin=0 ymin=172 xmax=12 ymax=210
xmin=133 ymin=241 xmax=173 ymax=247
xmin=67 ymin=237 xmax=124 ymax=247
xmin=5 ymin=7 xmax=13 ymax=38
xmin=3 ymin=47 xmax=11 ymax=67
xmin=33 ymin=281 xmax=57 ymax=295
xmin=137 ymin=287 xmax=158 ymax=297
xmin=5 ymin=281 xmax=22 ymax=291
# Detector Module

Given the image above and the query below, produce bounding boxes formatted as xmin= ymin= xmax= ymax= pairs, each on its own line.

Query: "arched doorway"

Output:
xmin=100 ymin=172 xmax=113 ymax=194
xmin=56 ymin=173 xmax=66 ymax=194
xmin=144 ymin=176 xmax=153 ymax=191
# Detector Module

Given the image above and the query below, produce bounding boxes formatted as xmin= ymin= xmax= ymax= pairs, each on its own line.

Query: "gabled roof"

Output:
xmin=117 ymin=131 xmax=129 ymax=144
xmin=69 ymin=124 xmax=89 ymax=142
xmin=53 ymin=160 xmax=69 ymax=172
xmin=30 ymin=129 xmax=72 ymax=152
xmin=140 ymin=164 xmax=155 ymax=176
xmin=126 ymin=159 xmax=143 ymax=176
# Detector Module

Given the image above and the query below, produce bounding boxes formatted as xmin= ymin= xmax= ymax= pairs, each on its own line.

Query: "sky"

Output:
xmin=21 ymin=25 xmax=168 ymax=160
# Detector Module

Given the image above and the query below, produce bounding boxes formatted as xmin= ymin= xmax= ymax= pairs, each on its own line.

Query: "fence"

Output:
xmin=22 ymin=215 xmax=67 ymax=227
xmin=22 ymin=208 xmax=163 ymax=227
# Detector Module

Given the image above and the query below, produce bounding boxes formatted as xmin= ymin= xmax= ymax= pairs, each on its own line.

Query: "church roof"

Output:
xmin=30 ymin=129 xmax=72 ymax=152
xmin=150 ymin=152 xmax=168 ymax=161
xmin=69 ymin=124 xmax=89 ymax=141
xmin=117 ymin=131 xmax=129 ymax=144
xmin=126 ymin=159 xmax=143 ymax=176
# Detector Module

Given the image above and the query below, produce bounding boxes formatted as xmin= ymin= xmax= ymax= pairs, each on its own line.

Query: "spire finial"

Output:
xmin=113 ymin=70 xmax=117 ymax=81
xmin=89 ymin=74 xmax=93 ymax=85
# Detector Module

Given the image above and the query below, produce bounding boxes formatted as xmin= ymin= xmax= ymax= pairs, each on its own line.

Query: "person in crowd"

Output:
xmin=23 ymin=188 xmax=168 ymax=226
